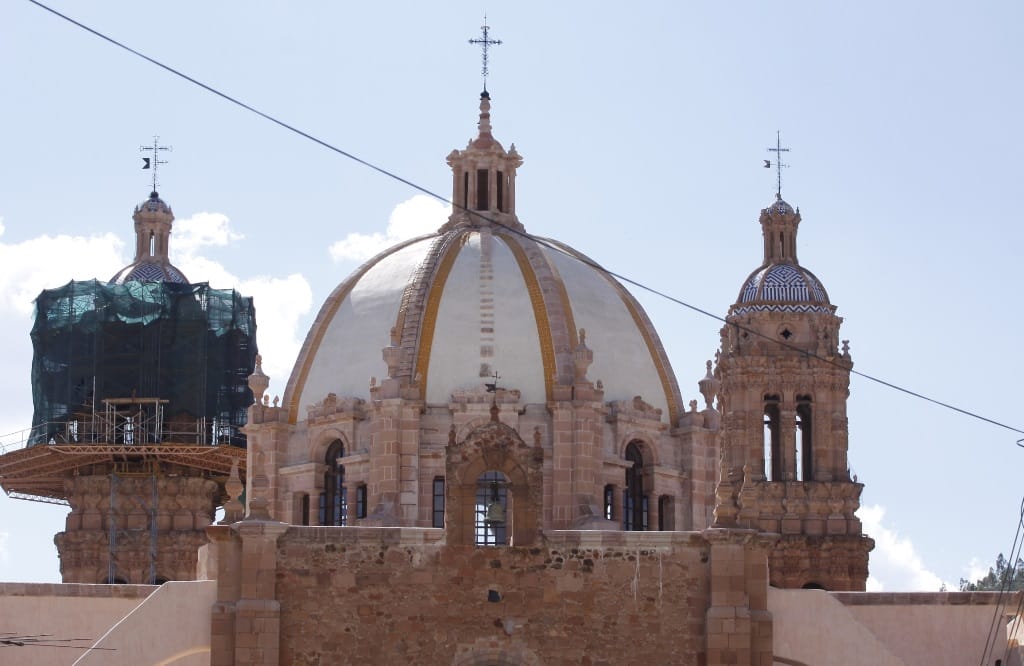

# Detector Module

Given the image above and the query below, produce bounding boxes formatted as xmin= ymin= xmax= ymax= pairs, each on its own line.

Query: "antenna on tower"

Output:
xmin=468 ymin=16 xmax=502 ymax=93
xmin=764 ymin=131 xmax=790 ymax=199
xmin=140 ymin=136 xmax=172 ymax=194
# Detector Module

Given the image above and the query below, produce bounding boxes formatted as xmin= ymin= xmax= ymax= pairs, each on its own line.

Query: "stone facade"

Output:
xmin=206 ymin=523 xmax=780 ymax=666
xmin=201 ymin=92 xmax=878 ymax=665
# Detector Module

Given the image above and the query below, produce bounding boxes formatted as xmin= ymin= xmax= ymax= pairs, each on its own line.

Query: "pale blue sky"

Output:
xmin=1 ymin=1 xmax=1022 ymax=590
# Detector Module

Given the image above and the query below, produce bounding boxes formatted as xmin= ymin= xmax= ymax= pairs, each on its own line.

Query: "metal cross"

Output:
xmin=485 ymin=371 xmax=501 ymax=393
xmin=140 ymin=136 xmax=172 ymax=193
xmin=468 ymin=16 xmax=502 ymax=91
xmin=764 ymin=131 xmax=790 ymax=198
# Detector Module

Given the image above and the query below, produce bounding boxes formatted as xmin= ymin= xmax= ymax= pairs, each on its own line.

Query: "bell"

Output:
xmin=484 ymin=500 xmax=506 ymax=526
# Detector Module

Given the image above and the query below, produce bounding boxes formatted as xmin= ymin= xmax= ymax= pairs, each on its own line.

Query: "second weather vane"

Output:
xmin=764 ymin=131 xmax=789 ymax=198
xmin=140 ymin=136 xmax=172 ymax=193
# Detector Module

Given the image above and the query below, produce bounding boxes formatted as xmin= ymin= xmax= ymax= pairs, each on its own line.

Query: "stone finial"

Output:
xmin=272 ymin=395 xmax=279 ymax=408
xmin=697 ymin=359 xmax=721 ymax=409
xmin=490 ymin=400 xmax=500 ymax=423
xmin=574 ymin=328 xmax=593 ymax=381
xmin=689 ymin=400 xmax=698 ymax=413
xmin=220 ymin=458 xmax=245 ymax=524
xmin=841 ymin=339 xmax=851 ymax=359
xmin=247 ymin=354 xmax=270 ymax=404
xmin=262 ymin=394 xmax=269 ymax=406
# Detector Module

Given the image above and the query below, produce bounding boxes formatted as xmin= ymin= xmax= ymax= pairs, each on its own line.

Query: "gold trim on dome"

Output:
xmin=545 ymin=239 xmax=681 ymax=425
xmin=617 ymin=290 xmax=680 ymax=424
xmin=536 ymin=241 xmax=579 ymax=351
xmin=412 ymin=232 xmax=468 ymax=400
xmin=499 ymin=234 xmax=557 ymax=402
xmin=284 ymin=235 xmax=434 ymax=424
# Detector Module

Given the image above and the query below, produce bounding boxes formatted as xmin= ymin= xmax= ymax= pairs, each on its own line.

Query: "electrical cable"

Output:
xmin=979 ymin=497 xmax=1024 ymax=666
xmin=24 ymin=0 xmax=1024 ymax=440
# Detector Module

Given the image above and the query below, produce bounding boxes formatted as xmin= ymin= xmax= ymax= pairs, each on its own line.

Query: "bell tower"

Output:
xmin=712 ymin=194 xmax=873 ymax=591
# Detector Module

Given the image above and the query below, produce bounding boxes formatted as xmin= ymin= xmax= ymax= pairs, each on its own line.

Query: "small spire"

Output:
xmin=477 ymin=92 xmax=493 ymax=140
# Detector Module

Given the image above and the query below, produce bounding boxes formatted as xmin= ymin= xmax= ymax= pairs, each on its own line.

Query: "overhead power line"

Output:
xmin=25 ymin=0 xmax=1024 ymax=438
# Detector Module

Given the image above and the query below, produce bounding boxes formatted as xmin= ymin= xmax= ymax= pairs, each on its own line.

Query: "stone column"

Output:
xmin=703 ymin=528 xmax=776 ymax=666
xmin=207 ymin=518 xmax=290 ymax=663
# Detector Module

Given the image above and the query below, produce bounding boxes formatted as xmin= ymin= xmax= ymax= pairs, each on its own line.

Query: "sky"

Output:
xmin=1 ymin=0 xmax=1022 ymax=591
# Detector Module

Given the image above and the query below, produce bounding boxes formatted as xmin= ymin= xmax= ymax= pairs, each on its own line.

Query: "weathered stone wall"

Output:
xmin=273 ymin=528 xmax=710 ymax=665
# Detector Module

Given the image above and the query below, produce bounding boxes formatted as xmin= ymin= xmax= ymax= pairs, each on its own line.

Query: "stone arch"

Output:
xmin=617 ymin=432 xmax=660 ymax=467
xmin=445 ymin=414 xmax=543 ymax=546
xmin=309 ymin=429 xmax=350 ymax=464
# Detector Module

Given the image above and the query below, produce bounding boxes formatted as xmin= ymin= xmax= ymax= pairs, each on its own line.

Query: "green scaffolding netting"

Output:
xmin=29 ymin=279 xmax=258 ymax=447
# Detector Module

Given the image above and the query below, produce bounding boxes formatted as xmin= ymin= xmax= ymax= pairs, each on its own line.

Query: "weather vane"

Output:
xmin=140 ymin=136 xmax=172 ymax=193
xmin=764 ymin=131 xmax=789 ymax=198
xmin=485 ymin=370 xmax=501 ymax=393
xmin=468 ymin=16 xmax=502 ymax=92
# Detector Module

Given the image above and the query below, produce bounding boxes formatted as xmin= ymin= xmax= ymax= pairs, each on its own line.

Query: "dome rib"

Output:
xmin=283 ymin=233 xmax=439 ymax=424
xmin=410 ymin=231 xmax=473 ymax=400
xmin=541 ymin=238 xmax=684 ymax=425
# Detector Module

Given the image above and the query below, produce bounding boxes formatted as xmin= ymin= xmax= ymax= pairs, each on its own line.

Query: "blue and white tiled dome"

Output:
xmin=109 ymin=261 xmax=188 ymax=285
xmin=732 ymin=263 xmax=832 ymax=315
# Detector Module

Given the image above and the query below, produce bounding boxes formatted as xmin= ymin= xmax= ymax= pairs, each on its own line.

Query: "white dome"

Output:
xmin=283 ymin=223 xmax=684 ymax=425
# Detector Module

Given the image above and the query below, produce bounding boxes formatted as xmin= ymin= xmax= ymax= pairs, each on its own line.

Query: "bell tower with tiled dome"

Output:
xmin=711 ymin=192 xmax=874 ymax=591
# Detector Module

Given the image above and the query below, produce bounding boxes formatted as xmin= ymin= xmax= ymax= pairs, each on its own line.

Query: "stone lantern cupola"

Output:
xmin=109 ymin=191 xmax=189 ymax=284
xmin=443 ymin=92 xmax=524 ymax=231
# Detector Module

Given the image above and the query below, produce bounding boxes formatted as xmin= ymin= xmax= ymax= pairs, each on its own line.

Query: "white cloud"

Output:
xmin=329 ymin=195 xmax=450 ymax=262
xmin=859 ymin=504 xmax=953 ymax=591
xmin=964 ymin=557 xmax=990 ymax=585
xmin=0 ymin=220 xmax=125 ymax=315
xmin=172 ymin=212 xmax=312 ymax=393
xmin=173 ymin=211 xmax=244 ymax=256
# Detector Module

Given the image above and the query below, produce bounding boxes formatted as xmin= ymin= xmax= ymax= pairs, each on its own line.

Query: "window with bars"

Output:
xmin=432 ymin=477 xmax=445 ymax=528
xmin=355 ymin=484 xmax=367 ymax=519
xmin=624 ymin=442 xmax=647 ymax=531
xmin=474 ymin=471 xmax=508 ymax=546
xmin=318 ymin=439 xmax=347 ymax=526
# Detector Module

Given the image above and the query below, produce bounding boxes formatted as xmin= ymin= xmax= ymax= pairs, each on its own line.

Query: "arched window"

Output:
xmin=796 ymin=395 xmax=813 ymax=481
xmin=319 ymin=439 xmax=346 ymax=526
xmin=764 ymin=395 xmax=782 ymax=481
xmin=624 ymin=442 xmax=647 ymax=531
xmin=474 ymin=471 xmax=508 ymax=546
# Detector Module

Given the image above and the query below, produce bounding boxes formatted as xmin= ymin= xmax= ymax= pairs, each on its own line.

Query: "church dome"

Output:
xmin=282 ymin=94 xmax=683 ymax=425
xmin=283 ymin=225 xmax=683 ymax=424
xmin=730 ymin=195 xmax=834 ymax=315
xmin=109 ymin=191 xmax=189 ymax=285
xmin=738 ymin=263 xmax=829 ymax=306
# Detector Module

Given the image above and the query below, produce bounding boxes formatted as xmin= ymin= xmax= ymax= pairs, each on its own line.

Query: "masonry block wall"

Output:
xmin=209 ymin=524 xmax=781 ymax=665
xmin=275 ymin=529 xmax=709 ymax=664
